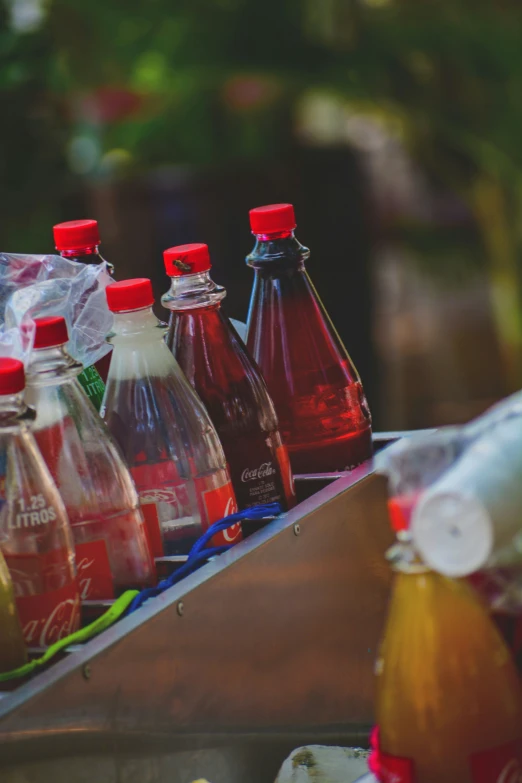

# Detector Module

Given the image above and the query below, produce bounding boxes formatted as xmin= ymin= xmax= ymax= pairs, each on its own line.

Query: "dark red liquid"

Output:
xmin=246 ymin=235 xmax=372 ymax=474
xmin=167 ymin=305 xmax=295 ymax=511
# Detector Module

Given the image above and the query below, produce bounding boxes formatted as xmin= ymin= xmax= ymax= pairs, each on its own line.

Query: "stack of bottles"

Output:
xmin=0 ymin=204 xmax=373 ymax=673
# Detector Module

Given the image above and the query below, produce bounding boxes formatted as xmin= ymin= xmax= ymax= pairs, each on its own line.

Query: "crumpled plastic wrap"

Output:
xmin=0 ymin=252 xmax=113 ymax=366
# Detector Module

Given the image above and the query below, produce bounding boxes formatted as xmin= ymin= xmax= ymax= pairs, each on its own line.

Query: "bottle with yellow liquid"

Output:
xmin=0 ymin=549 xmax=26 ymax=674
xmin=374 ymin=541 xmax=522 ymax=783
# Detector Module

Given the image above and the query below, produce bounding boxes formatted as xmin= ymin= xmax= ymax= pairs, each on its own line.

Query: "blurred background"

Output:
xmin=2 ymin=0 xmax=522 ymax=431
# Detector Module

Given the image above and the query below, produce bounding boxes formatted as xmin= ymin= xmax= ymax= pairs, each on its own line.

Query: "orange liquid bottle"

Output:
xmin=375 ymin=549 xmax=522 ymax=783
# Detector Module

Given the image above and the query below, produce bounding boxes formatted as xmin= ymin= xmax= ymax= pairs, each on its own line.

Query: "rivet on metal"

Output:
xmin=293 ymin=523 xmax=301 ymax=536
xmin=177 ymin=601 xmax=184 ymax=616
xmin=82 ymin=664 xmax=91 ymax=681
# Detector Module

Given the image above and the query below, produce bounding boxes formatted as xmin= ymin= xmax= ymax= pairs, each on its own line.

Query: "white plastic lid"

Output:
xmin=411 ymin=491 xmax=494 ymax=577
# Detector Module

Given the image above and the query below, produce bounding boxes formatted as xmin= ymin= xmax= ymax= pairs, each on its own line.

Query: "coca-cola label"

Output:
xmin=220 ymin=430 xmax=295 ymax=510
xmin=236 ymin=457 xmax=279 ymax=506
xmin=379 ymin=751 xmax=415 ymax=782
xmin=15 ymin=579 xmax=80 ymax=647
xmin=199 ymin=481 xmax=240 ymax=545
xmin=241 ymin=462 xmax=276 ymax=482
xmin=470 ymin=739 xmax=522 ymax=782
xmin=75 ymin=539 xmax=115 ymax=601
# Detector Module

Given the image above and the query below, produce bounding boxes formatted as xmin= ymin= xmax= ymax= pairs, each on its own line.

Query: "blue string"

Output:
xmin=126 ymin=502 xmax=282 ymax=615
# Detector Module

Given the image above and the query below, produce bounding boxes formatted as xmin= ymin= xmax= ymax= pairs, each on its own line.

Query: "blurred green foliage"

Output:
xmin=2 ymin=0 xmax=521 ymax=179
xmin=2 ymin=0 xmax=522 ymax=379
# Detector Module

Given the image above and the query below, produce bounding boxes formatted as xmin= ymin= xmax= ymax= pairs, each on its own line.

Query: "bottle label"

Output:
xmin=77 ymin=365 xmax=105 ymax=411
xmin=470 ymin=739 xmax=522 ymax=782
xmin=222 ymin=433 xmax=295 ymax=510
xmin=239 ymin=458 xmax=278 ymax=505
xmin=75 ymin=539 xmax=115 ymax=601
xmin=196 ymin=480 xmax=240 ymax=545
xmin=12 ymin=579 xmax=80 ymax=647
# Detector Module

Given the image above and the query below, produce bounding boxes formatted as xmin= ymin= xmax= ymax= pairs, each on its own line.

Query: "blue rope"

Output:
xmin=126 ymin=502 xmax=282 ymax=615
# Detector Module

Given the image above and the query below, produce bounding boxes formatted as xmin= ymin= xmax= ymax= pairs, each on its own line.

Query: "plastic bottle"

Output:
xmin=162 ymin=242 xmax=295 ymax=513
xmin=25 ymin=317 xmax=155 ymax=601
xmin=101 ymin=278 xmax=239 ymax=557
xmin=374 ymin=541 xmax=522 ymax=782
xmin=0 ymin=549 xmax=27 ymax=673
xmin=0 ymin=358 xmax=80 ymax=647
xmin=245 ymin=203 xmax=372 ymax=474
xmin=53 ymin=219 xmax=113 ymax=398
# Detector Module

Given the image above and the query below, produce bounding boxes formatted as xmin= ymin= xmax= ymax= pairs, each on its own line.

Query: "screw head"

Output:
xmin=82 ymin=664 xmax=91 ymax=681
xmin=177 ymin=601 xmax=184 ymax=616
xmin=293 ymin=523 xmax=301 ymax=536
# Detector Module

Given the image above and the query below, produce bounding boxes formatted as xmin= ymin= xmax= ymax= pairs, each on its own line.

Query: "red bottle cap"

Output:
xmin=387 ymin=498 xmax=409 ymax=534
xmin=33 ymin=316 xmax=69 ymax=349
xmin=249 ymin=203 xmax=297 ymax=235
xmin=0 ymin=358 xmax=25 ymax=395
xmin=163 ymin=243 xmax=211 ymax=277
xmin=106 ymin=278 xmax=155 ymax=312
xmin=53 ymin=220 xmax=100 ymax=251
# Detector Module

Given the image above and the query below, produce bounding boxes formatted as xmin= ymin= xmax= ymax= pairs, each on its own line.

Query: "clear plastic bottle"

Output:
xmin=246 ymin=203 xmax=372 ymax=474
xmin=162 ymin=243 xmax=295 ymax=512
xmin=101 ymin=278 xmax=239 ymax=557
xmin=0 ymin=358 xmax=80 ymax=647
xmin=25 ymin=317 xmax=155 ymax=601
xmin=375 ymin=541 xmax=522 ymax=782
xmin=53 ymin=219 xmax=113 ymax=398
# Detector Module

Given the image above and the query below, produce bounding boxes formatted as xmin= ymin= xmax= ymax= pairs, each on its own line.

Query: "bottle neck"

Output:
xmin=161 ymin=270 xmax=226 ymax=312
xmin=26 ymin=345 xmax=83 ymax=386
xmin=59 ymin=246 xmax=114 ymax=274
xmin=387 ymin=533 xmax=430 ymax=574
xmin=246 ymin=230 xmax=310 ymax=272
xmin=108 ymin=307 xmax=166 ymax=343
xmin=0 ymin=391 xmax=35 ymax=429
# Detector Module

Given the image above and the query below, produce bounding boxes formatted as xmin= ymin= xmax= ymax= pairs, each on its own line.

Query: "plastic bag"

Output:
xmin=0 ymin=253 xmax=113 ymax=366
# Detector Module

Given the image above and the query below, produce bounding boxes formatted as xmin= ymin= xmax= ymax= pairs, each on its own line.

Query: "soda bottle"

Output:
xmin=101 ymin=278 xmax=239 ymax=557
xmin=25 ymin=317 xmax=155 ymax=601
xmin=162 ymin=242 xmax=295 ymax=512
xmin=0 ymin=358 xmax=80 ymax=647
xmin=374 ymin=539 xmax=522 ymax=782
xmin=245 ymin=203 xmax=372 ymax=474
xmin=0 ymin=549 xmax=27 ymax=673
xmin=53 ymin=218 xmax=113 ymax=397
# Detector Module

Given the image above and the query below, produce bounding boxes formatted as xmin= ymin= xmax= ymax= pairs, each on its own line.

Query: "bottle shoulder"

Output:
xmin=246 ymin=235 xmax=310 ymax=270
